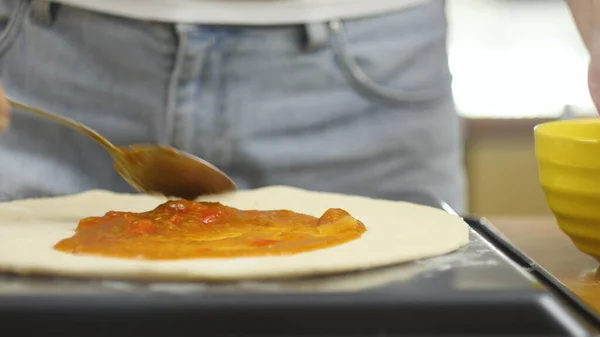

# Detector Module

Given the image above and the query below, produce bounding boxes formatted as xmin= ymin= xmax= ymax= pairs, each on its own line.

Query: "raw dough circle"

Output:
xmin=0 ymin=186 xmax=469 ymax=281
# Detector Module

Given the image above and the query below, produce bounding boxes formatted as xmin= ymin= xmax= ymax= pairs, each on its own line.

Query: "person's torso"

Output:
xmin=50 ymin=0 xmax=432 ymax=24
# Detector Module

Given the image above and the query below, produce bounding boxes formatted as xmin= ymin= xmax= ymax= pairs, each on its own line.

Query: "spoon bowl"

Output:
xmin=9 ymin=98 xmax=237 ymax=199
xmin=114 ymin=144 xmax=236 ymax=199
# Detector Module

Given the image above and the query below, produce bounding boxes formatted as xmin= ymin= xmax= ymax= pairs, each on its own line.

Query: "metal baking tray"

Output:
xmin=0 ymin=192 xmax=598 ymax=336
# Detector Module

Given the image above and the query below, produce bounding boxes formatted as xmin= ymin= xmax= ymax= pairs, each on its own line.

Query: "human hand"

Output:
xmin=0 ymin=83 xmax=10 ymax=131
xmin=588 ymin=32 xmax=600 ymax=114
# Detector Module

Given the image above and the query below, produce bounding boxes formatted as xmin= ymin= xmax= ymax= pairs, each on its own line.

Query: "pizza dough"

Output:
xmin=0 ymin=186 xmax=469 ymax=281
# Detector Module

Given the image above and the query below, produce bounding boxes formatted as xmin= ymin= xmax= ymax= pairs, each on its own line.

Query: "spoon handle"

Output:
xmin=7 ymin=98 xmax=121 ymax=154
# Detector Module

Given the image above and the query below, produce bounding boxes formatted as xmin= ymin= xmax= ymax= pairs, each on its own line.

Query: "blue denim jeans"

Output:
xmin=0 ymin=0 xmax=467 ymax=212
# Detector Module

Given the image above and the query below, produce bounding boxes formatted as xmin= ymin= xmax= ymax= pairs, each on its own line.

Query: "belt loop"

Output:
xmin=30 ymin=0 xmax=60 ymax=26
xmin=301 ymin=22 xmax=329 ymax=53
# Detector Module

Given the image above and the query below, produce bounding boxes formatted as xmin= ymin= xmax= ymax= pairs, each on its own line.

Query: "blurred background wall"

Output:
xmin=448 ymin=0 xmax=594 ymax=216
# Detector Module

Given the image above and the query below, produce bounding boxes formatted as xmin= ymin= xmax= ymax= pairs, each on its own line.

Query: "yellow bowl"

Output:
xmin=534 ymin=118 xmax=600 ymax=261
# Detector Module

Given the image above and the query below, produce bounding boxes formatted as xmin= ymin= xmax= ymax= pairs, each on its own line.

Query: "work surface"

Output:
xmin=491 ymin=216 xmax=600 ymax=313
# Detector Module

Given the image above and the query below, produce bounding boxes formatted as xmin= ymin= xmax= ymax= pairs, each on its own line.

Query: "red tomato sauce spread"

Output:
xmin=53 ymin=200 xmax=367 ymax=260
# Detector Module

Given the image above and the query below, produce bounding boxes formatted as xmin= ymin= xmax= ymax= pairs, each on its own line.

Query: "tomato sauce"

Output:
xmin=53 ymin=200 xmax=367 ymax=260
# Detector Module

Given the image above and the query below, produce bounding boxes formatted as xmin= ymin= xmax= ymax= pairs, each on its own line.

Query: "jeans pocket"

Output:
xmin=327 ymin=1 xmax=453 ymax=105
xmin=0 ymin=0 xmax=29 ymax=58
